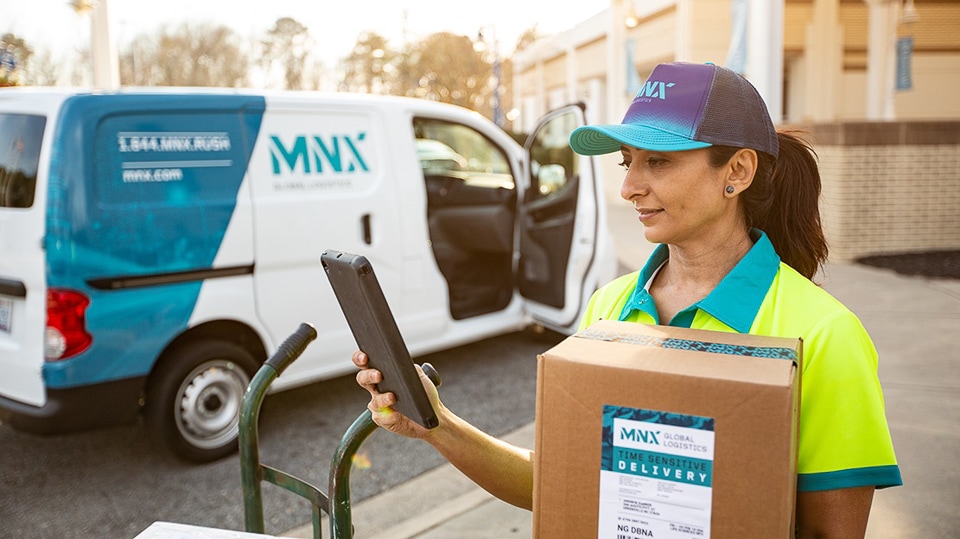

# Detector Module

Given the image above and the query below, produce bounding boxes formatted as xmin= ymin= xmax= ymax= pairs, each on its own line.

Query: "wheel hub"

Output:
xmin=176 ymin=361 xmax=249 ymax=450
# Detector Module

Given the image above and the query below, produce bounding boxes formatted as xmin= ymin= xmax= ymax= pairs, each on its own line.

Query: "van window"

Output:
xmin=527 ymin=109 xmax=580 ymax=200
xmin=414 ymin=119 xmax=513 ymax=190
xmin=0 ymin=113 xmax=45 ymax=208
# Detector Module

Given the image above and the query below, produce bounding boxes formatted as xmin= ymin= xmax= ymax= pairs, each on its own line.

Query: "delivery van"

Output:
xmin=0 ymin=87 xmax=616 ymax=462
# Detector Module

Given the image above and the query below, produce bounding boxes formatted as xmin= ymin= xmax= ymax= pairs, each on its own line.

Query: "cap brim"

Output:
xmin=570 ymin=124 xmax=713 ymax=156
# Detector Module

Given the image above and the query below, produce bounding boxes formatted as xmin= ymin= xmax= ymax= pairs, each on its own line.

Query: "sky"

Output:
xmin=3 ymin=0 xmax=611 ymax=68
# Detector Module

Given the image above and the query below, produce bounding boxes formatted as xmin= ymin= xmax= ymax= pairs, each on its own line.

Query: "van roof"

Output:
xmin=0 ymin=86 xmax=492 ymax=128
xmin=1 ymin=85 xmax=478 ymax=109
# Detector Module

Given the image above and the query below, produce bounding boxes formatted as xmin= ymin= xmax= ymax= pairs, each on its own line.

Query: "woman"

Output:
xmin=353 ymin=62 xmax=901 ymax=538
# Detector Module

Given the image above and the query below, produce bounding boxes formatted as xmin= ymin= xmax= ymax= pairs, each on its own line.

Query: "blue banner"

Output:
xmin=897 ymin=36 xmax=914 ymax=91
xmin=725 ymin=0 xmax=748 ymax=75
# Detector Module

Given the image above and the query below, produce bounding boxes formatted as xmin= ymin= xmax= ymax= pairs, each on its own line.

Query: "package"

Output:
xmin=533 ymin=320 xmax=801 ymax=538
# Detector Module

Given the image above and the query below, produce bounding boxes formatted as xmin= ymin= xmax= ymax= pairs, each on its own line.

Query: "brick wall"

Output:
xmin=806 ymin=122 xmax=960 ymax=261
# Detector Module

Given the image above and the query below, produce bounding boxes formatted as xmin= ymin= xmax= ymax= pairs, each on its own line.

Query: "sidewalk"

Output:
xmin=283 ymin=422 xmax=535 ymax=539
xmin=285 ymin=224 xmax=960 ymax=537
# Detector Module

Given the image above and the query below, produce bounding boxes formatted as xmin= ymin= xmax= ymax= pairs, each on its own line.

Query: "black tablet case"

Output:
xmin=321 ymin=250 xmax=439 ymax=429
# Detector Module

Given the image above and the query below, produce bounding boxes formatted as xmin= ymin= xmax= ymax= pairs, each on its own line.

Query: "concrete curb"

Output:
xmin=282 ymin=423 xmax=535 ymax=539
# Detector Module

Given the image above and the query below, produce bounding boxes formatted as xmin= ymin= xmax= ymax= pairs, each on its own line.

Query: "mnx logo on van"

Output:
xmin=269 ymin=133 xmax=369 ymax=175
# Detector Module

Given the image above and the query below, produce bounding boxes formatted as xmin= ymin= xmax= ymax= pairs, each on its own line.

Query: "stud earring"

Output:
xmin=725 ymin=185 xmax=735 ymax=195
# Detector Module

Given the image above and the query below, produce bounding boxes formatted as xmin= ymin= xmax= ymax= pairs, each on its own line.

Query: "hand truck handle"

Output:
xmin=265 ymin=322 xmax=318 ymax=375
xmin=420 ymin=362 xmax=442 ymax=388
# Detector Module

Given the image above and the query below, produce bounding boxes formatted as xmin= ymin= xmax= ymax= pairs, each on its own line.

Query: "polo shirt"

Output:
xmin=580 ymin=230 xmax=902 ymax=492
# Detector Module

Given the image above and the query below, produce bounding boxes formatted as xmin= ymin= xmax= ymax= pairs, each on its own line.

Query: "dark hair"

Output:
xmin=708 ymin=131 xmax=828 ymax=281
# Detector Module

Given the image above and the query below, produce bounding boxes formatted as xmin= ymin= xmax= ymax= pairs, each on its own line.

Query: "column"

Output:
xmin=804 ymin=0 xmax=843 ymax=121
xmin=606 ymin=0 xmax=630 ymax=124
xmin=865 ymin=0 xmax=898 ymax=120
xmin=746 ymin=0 xmax=785 ymax=123
xmin=90 ymin=0 xmax=119 ymax=89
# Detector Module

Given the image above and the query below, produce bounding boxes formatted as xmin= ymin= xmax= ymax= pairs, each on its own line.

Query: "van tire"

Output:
xmin=145 ymin=341 xmax=258 ymax=463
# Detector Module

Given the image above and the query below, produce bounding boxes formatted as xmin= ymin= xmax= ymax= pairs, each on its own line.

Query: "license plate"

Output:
xmin=0 ymin=297 xmax=12 ymax=333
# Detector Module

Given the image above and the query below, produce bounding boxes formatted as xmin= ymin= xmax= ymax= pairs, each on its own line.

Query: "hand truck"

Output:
xmin=238 ymin=322 xmax=440 ymax=539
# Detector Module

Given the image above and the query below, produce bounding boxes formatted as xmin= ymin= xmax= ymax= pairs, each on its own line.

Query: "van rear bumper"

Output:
xmin=0 ymin=376 xmax=145 ymax=434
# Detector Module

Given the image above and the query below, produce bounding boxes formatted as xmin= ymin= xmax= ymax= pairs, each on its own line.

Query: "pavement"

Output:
xmin=281 ymin=202 xmax=960 ymax=538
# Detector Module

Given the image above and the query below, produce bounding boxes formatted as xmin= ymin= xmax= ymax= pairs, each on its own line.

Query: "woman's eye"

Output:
xmin=646 ymin=156 xmax=668 ymax=167
xmin=618 ymin=160 xmax=631 ymax=170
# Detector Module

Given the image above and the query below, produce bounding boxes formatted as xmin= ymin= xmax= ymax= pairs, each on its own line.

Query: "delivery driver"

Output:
xmin=353 ymin=61 xmax=901 ymax=538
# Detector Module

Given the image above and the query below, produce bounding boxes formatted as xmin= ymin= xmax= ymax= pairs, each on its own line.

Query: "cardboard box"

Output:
xmin=533 ymin=320 xmax=801 ymax=539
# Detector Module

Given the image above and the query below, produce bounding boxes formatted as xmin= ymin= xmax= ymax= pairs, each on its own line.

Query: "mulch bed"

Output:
xmin=855 ymin=250 xmax=960 ymax=280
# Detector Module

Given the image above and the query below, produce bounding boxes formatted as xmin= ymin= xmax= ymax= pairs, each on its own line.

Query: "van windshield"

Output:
xmin=0 ymin=113 xmax=45 ymax=208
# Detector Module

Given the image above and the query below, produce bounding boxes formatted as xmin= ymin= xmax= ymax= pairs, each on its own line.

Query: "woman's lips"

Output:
xmin=637 ymin=208 xmax=663 ymax=222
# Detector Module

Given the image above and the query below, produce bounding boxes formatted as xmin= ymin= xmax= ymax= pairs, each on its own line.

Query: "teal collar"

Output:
xmin=618 ymin=229 xmax=781 ymax=332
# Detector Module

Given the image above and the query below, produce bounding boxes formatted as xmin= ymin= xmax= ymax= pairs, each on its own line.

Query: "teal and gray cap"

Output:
xmin=569 ymin=62 xmax=779 ymax=159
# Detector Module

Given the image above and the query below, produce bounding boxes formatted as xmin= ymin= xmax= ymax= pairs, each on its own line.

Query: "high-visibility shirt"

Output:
xmin=580 ymin=230 xmax=902 ymax=492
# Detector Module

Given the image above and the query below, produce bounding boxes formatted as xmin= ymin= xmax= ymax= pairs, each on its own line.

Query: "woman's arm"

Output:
xmin=796 ymin=486 xmax=875 ymax=538
xmin=423 ymin=406 xmax=534 ymax=509
xmin=353 ymin=351 xmax=535 ymax=509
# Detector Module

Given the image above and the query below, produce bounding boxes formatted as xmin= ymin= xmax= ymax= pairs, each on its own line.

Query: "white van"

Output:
xmin=0 ymin=88 xmax=616 ymax=462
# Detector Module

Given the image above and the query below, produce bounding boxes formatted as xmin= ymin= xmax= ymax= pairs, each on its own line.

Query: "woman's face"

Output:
xmin=618 ymin=146 xmax=734 ymax=247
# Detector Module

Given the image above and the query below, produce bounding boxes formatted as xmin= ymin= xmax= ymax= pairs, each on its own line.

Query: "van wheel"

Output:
xmin=145 ymin=341 xmax=257 ymax=463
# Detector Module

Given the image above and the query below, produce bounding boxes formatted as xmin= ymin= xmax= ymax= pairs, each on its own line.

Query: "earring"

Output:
xmin=725 ymin=185 xmax=735 ymax=195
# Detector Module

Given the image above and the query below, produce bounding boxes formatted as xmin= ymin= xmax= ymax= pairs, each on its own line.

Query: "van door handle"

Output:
xmin=0 ymin=278 xmax=27 ymax=298
xmin=361 ymin=214 xmax=372 ymax=245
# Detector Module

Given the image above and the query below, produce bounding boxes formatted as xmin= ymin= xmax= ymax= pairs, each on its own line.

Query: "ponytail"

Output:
xmin=709 ymin=131 xmax=828 ymax=281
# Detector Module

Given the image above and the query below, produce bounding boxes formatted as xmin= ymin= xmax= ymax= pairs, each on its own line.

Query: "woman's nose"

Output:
xmin=620 ymin=170 xmax=647 ymax=201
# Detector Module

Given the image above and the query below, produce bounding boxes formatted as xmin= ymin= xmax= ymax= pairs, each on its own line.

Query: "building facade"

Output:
xmin=513 ymin=0 xmax=960 ymax=261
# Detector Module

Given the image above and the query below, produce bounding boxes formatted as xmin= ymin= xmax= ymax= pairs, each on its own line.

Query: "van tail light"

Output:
xmin=45 ymin=289 xmax=93 ymax=361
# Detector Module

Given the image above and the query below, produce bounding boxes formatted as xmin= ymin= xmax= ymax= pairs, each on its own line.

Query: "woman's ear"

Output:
xmin=724 ymin=149 xmax=758 ymax=197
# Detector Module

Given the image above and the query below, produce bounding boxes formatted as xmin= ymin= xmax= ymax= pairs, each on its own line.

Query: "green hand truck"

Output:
xmin=238 ymin=322 xmax=440 ymax=539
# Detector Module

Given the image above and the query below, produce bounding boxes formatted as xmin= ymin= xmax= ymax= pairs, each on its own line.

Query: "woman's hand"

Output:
xmin=352 ymin=350 xmax=441 ymax=439
xmin=353 ymin=349 xmax=535 ymax=509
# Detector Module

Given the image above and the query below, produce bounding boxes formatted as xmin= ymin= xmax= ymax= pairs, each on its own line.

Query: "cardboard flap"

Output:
xmin=583 ymin=320 xmax=801 ymax=364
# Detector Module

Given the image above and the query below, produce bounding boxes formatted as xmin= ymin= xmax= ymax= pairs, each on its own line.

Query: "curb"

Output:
xmin=282 ymin=423 xmax=535 ymax=539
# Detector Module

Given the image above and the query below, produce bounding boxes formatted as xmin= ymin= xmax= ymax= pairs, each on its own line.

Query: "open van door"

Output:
xmin=518 ymin=104 xmax=614 ymax=332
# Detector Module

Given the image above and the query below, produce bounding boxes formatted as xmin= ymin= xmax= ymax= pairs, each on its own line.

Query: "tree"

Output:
xmin=23 ymin=49 xmax=60 ymax=86
xmin=514 ymin=24 xmax=541 ymax=53
xmin=118 ymin=22 xmax=248 ymax=87
xmin=339 ymin=29 xmax=516 ymax=127
xmin=260 ymin=17 xmax=312 ymax=90
xmin=0 ymin=33 xmax=32 ymax=87
xmin=119 ymin=34 xmax=151 ymax=86
xmin=398 ymin=32 xmax=489 ymax=111
xmin=69 ymin=48 xmax=90 ymax=86
xmin=339 ymin=32 xmax=398 ymax=94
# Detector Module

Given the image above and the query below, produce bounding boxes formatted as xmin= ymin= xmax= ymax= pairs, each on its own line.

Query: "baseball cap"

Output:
xmin=569 ymin=62 xmax=779 ymax=159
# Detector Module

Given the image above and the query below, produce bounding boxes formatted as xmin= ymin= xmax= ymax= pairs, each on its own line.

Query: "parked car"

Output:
xmin=0 ymin=88 xmax=616 ymax=462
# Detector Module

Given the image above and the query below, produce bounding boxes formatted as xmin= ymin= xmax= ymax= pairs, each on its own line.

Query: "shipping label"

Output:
xmin=599 ymin=405 xmax=715 ymax=539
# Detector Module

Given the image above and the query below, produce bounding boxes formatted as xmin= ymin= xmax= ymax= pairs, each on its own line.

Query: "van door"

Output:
xmin=0 ymin=111 xmax=47 ymax=407
xmin=518 ymin=104 xmax=611 ymax=332
xmin=248 ymin=102 xmax=409 ymax=382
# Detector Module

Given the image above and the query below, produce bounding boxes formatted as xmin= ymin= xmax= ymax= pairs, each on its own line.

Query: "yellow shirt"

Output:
xmin=580 ymin=231 xmax=902 ymax=491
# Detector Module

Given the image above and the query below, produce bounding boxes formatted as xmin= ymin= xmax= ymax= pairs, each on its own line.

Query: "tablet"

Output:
xmin=320 ymin=250 xmax=439 ymax=429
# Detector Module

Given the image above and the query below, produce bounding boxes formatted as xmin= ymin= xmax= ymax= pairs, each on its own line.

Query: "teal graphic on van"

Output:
xmin=43 ymin=94 xmax=265 ymax=387
xmin=269 ymin=133 xmax=370 ymax=174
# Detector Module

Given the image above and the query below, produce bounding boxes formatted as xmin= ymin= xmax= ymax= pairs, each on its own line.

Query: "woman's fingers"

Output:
xmin=355 ymin=367 xmax=381 ymax=388
xmin=369 ymin=389 xmax=395 ymax=410
xmin=352 ymin=350 xmax=368 ymax=367
xmin=354 ymin=350 xmax=382 ymax=391
xmin=353 ymin=349 xmax=419 ymax=435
